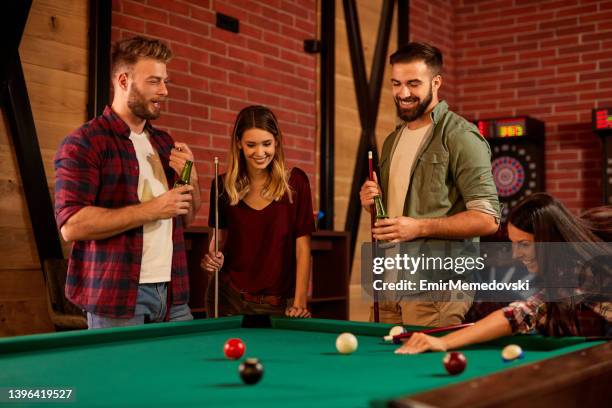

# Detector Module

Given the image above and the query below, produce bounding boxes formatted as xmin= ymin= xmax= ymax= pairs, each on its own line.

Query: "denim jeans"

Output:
xmin=87 ymin=282 xmax=193 ymax=329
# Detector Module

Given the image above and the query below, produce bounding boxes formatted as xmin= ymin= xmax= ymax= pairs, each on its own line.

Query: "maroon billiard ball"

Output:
xmin=239 ymin=358 xmax=264 ymax=385
xmin=443 ymin=351 xmax=467 ymax=375
xmin=224 ymin=338 xmax=246 ymax=360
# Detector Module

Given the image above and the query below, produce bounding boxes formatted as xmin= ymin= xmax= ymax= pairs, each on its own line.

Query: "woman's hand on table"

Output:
xmin=285 ymin=303 xmax=311 ymax=318
xmin=394 ymin=333 xmax=449 ymax=354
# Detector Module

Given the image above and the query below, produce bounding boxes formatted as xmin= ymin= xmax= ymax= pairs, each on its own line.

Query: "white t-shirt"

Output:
xmin=387 ymin=124 xmax=432 ymax=217
xmin=129 ymin=130 xmax=173 ymax=283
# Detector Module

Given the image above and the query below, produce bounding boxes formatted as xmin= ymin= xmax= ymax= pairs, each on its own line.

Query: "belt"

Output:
xmin=227 ymin=278 xmax=285 ymax=307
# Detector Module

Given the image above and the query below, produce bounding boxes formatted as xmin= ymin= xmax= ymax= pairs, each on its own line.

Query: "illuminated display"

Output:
xmin=476 ymin=117 xmax=529 ymax=139
xmin=594 ymin=108 xmax=612 ymax=130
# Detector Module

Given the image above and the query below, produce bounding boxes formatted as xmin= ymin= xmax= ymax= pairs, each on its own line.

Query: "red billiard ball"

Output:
xmin=443 ymin=351 xmax=467 ymax=375
xmin=224 ymin=338 xmax=246 ymax=360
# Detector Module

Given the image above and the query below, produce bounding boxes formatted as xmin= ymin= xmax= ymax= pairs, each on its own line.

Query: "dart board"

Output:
xmin=593 ymin=108 xmax=612 ymax=204
xmin=476 ymin=117 xmax=545 ymax=223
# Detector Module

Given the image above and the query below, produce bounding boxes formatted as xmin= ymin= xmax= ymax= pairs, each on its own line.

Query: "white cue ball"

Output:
xmin=502 ymin=344 xmax=524 ymax=361
xmin=389 ymin=326 xmax=406 ymax=337
xmin=336 ymin=333 xmax=358 ymax=354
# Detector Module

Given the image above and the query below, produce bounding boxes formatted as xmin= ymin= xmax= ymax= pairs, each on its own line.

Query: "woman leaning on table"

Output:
xmin=396 ymin=193 xmax=612 ymax=354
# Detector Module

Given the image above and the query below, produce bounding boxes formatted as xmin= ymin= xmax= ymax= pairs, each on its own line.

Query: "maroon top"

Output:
xmin=209 ymin=168 xmax=315 ymax=297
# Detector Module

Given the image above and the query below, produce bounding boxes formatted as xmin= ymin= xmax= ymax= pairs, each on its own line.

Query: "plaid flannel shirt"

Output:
xmin=54 ymin=106 xmax=189 ymax=318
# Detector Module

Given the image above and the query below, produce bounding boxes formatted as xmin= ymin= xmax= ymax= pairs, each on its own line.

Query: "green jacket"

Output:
xmin=379 ymin=101 xmax=500 ymax=235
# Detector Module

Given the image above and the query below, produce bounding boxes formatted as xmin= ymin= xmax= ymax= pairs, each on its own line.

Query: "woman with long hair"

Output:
xmin=201 ymin=105 xmax=314 ymax=318
xmin=396 ymin=193 xmax=611 ymax=354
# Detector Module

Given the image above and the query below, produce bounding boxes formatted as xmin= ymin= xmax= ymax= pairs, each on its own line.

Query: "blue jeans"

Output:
xmin=87 ymin=282 xmax=193 ymax=329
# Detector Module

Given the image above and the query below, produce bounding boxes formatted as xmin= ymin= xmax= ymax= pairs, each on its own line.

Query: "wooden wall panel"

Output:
xmin=334 ymin=1 xmax=398 ymax=321
xmin=0 ymin=0 xmax=88 ymax=337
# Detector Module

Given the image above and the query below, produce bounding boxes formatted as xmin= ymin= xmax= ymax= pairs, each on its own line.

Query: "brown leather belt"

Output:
xmin=240 ymin=291 xmax=285 ymax=307
xmin=227 ymin=278 xmax=285 ymax=306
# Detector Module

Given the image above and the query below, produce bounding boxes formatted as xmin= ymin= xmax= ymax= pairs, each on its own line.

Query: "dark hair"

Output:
xmin=508 ymin=193 xmax=609 ymax=336
xmin=508 ymin=193 xmax=599 ymax=243
xmin=111 ymin=36 xmax=172 ymax=76
xmin=581 ymin=206 xmax=612 ymax=241
xmin=389 ymin=42 xmax=443 ymax=76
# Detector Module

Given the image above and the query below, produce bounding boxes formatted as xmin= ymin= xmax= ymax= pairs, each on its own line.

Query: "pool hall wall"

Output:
xmin=0 ymin=0 xmax=88 ymax=336
xmin=111 ymin=0 xmax=319 ymax=227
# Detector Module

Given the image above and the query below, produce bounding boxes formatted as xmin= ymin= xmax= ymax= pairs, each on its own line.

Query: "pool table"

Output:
xmin=1 ymin=316 xmax=610 ymax=407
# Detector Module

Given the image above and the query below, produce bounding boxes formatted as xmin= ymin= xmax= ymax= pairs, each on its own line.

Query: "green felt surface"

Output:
xmin=0 ymin=317 xmax=602 ymax=408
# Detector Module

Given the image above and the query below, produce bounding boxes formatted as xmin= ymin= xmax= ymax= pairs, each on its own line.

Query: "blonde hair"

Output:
xmin=225 ymin=106 xmax=292 ymax=205
xmin=111 ymin=36 xmax=173 ymax=75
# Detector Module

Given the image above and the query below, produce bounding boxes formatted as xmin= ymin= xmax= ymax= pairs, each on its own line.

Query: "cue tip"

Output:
xmin=368 ymin=151 xmax=372 ymax=159
xmin=214 ymin=157 xmax=219 ymax=164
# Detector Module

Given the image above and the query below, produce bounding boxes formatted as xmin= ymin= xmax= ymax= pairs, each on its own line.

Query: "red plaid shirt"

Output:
xmin=54 ymin=106 xmax=189 ymax=318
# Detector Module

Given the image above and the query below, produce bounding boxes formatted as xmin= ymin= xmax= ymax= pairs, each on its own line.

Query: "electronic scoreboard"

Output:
xmin=475 ymin=116 xmax=545 ymax=223
xmin=592 ymin=107 xmax=612 ymax=204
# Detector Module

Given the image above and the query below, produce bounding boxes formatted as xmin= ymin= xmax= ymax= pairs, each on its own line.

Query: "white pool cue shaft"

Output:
xmin=214 ymin=157 xmax=219 ymax=319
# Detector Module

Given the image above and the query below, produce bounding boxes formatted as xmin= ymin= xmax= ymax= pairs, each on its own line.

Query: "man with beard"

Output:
xmin=360 ymin=42 xmax=499 ymax=327
xmin=54 ymin=36 xmax=201 ymax=328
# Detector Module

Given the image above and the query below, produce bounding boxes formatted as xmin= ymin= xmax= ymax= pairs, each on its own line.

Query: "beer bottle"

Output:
xmin=373 ymin=194 xmax=388 ymax=220
xmin=174 ymin=160 xmax=193 ymax=188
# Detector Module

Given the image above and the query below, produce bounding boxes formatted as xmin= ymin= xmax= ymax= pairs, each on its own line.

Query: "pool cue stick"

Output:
xmin=368 ymin=151 xmax=380 ymax=323
xmin=384 ymin=323 xmax=475 ymax=343
xmin=214 ymin=157 xmax=219 ymax=319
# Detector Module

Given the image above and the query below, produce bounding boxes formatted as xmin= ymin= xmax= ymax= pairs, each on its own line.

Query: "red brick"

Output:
xmin=191 ymin=62 xmax=227 ymax=81
xmin=147 ymin=0 xmax=189 ymax=14
xmin=556 ymin=24 xmax=596 ymax=37
xmin=248 ymin=38 xmax=280 ymax=57
xmin=580 ymin=70 xmax=612 ymax=81
xmin=211 ymin=27 xmax=247 ymax=47
xmin=241 ymin=23 xmax=263 ymax=40
xmin=167 ymin=84 xmax=188 ymax=100
xmin=228 ymin=46 xmax=264 ymax=65
xmin=113 ymin=13 xmax=145 ymax=32
xmin=264 ymin=31 xmax=299 ymax=51
xmin=172 ymin=43 xmax=209 ymax=64
xmin=156 ymin=113 xmax=190 ymax=130
xmin=583 ymin=32 xmax=612 ymax=43
xmin=170 ymin=71 xmax=208 ymax=91
xmin=192 ymin=120 xmax=229 ymax=136
xmin=123 ymin=1 xmax=168 ymax=23
xmin=169 ymin=14 xmax=210 ymax=36
xmin=247 ymin=89 xmax=280 ymax=106
xmin=558 ymin=63 xmax=597 ymax=74
xmin=145 ymin=22 xmax=189 ymax=43
xmin=191 ymin=90 xmax=227 ymax=109
xmin=540 ymin=16 xmax=577 ymax=30
xmin=210 ymin=108 xmax=237 ymax=123
xmin=580 ymin=10 xmax=612 ymax=24
xmin=169 ymin=100 xmax=209 ymax=118
xmin=214 ymin=2 xmax=250 ymax=21
xmin=188 ymin=34 xmax=226 ymax=55
xmin=210 ymin=81 xmax=248 ymax=99
xmin=189 ymin=4 xmax=214 ymax=23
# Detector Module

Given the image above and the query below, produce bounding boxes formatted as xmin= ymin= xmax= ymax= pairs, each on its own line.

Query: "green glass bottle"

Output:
xmin=174 ymin=160 xmax=193 ymax=188
xmin=373 ymin=194 xmax=388 ymax=220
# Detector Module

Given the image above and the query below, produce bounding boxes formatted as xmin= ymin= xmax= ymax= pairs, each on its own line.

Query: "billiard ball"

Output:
xmin=224 ymin=338 xmax=246 ymax=360
xmin=239 ymin=358 xmax=264 ymax=385
xmin=389 ymin=326 xmax=406 ymax=337
xmin=502 ymin=344 xmax=524 ymax=362
xmin=336 ymin=332 xmax=358 ymax=354
xmin=443 ymin=351 xmax=467 ymax=375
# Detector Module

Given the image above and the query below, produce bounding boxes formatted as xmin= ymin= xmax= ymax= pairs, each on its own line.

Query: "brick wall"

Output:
xmin=409 ymin=0 xmax=457 ymax=108
xmin=453 ymin=0 xmax=612 ymax=212
xmin=112 ymin=0 xmax=317 ymax=225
